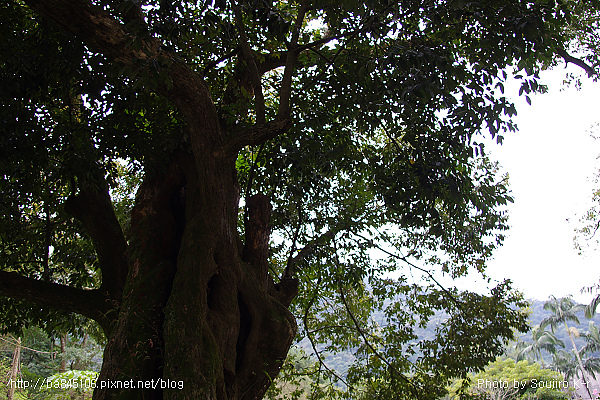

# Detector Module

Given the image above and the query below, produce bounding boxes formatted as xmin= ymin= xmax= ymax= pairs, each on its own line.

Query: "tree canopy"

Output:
xmin=1 ymin=0 xmax=599 ymax=399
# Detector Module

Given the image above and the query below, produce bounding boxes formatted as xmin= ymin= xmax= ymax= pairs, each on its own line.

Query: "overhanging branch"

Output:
xmin=23 ymin=0 xmax=222 ymax=148
xmin=0 ymin=271 xmax=114 ymax=333
xmin=556 ymin=48 xmax=596 ymax=77
xmin=64 ymin=175 xmax=128 ymax=302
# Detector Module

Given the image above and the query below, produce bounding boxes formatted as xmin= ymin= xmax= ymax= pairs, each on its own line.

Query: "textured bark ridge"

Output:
xmin=94 ymin=155 xmax=189 ymax=400
xmin=93 ymin=151 xmax=296 ymax=400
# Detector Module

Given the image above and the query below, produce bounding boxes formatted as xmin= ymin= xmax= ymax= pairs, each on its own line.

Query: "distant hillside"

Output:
xmin=295 ymin=297 xmax=600 ymax=376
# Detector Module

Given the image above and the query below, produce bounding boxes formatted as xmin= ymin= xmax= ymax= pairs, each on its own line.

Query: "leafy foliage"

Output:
xmin=1 ymin=0 xmax=599 ymax=398
xmin=540 ymin=296 xmax=596 ymax=398
xmin=541 ymin=296 xmax=585 ymax=334
xmin=44 ymin=370 xmax=98 ymax=400
xmin=448 ymin=358 xmax=569 ymax=400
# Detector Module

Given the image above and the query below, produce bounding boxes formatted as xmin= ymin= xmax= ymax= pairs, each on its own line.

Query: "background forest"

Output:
xmin=4 ymin=296 xmax=600 ymax=400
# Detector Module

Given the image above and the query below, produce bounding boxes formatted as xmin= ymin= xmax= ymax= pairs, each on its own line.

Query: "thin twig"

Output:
xmin=302 ymin=278 xmax=354 ymax=390
xmin=334 ymin=252 xmax=414 ymax=389
xmin=352 ymin=232 xmax=463 ymax=307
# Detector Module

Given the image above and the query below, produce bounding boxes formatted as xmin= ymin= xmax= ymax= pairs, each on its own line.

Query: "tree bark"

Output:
xmin=19 ymin=1 xmax=300 ymax=399
xmin=92 ymin=148 xmax=297 ymax=400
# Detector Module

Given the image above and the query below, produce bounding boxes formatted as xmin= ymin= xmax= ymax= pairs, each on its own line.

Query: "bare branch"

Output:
xmin=64 ymin=174 xmax=129 ymax=302
xmin=257 ymin=52 xmax=286 ymax=75
xmin=282 ymin=224 xmax=341 ymax=280
xmin=203 ymin=46 xmax=240 ymax=75
xmin=556 ymin=48 xmax=596 ymax=77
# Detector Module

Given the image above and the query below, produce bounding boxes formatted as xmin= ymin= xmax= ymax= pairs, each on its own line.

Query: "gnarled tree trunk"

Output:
xmin=94 ymin=130 xmax=296 ymax=400
xmin=16 ymin=1 xmax=300 ymax=398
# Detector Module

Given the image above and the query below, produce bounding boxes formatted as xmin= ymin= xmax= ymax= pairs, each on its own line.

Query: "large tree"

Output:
xmin=1 ymin=0 xmax=599 ymax=399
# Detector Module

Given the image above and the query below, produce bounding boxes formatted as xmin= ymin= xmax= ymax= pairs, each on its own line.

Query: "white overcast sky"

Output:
xmin=448 ymin=65 xmax=600 ymax=303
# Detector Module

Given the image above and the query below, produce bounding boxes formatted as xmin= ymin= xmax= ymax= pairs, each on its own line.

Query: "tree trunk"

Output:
xmin=12 ymin=2 xmax=299 ymax=398
xmin=59 ymin=333 xmax=67 ymax=373
xmin=94 ymin=143 xmax=297 ymax=400
xmin=7 ymin=337 xmax=21 ymax=400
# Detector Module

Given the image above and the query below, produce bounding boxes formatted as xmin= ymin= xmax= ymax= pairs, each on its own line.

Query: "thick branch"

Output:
xmin=24 ymin=0 xmax=142 ymax=65
xmin=556 ymin=48 xmax=596 ymax=77
xmin=223 ymin=119 xmax=292 ymax=156
xmin=23 ymin=0 xmax=222 ymax=149
xmin=282 ymin=225 xmax=340 ymax=280
xmin=203 ymin=46 xmax=240 ymax=75
xmin=257 ymin=52 xmax=286 ymax=75
xmin=255 ymin=34 xmax=352 ymax=76
xmin=235 ymin=6 xmax=266 ymax=124
xmin=277 ymin=0 xmax=311 ymax=120
xmin=64 ymin=181 xmax=128 ymax=302
xmin=0 ymin=271 xmax=114 ymax=333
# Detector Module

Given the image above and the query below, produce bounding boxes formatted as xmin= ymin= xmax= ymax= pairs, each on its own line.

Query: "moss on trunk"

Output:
xmin=94 ymin=150 xmax=296 ymax=400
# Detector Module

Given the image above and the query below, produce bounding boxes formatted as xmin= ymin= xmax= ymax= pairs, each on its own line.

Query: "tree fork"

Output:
xmin=161 ymin=161 xmax=297 ymax=399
